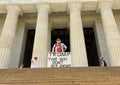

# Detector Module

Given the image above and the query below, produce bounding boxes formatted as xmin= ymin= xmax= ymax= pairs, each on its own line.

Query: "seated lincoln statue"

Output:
xmin=52 ymin=38 xmax=67 ymax=52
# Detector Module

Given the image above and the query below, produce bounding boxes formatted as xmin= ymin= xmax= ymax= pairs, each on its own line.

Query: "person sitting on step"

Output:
xmin=99 ymin=57 xmax=107 ymax=67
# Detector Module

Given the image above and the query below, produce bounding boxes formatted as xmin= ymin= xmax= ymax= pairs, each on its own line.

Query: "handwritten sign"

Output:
xmin=47 ymin=52 xmax=71 ymax=67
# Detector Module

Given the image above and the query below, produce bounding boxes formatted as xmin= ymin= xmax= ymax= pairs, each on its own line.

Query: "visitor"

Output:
xmin=31 ymin=57 xmax=39 ymax=68
xmin=52 ymin=38 xmax=67 ymax=52
xmin=19 ymin=64 xmax=24 ymax=68
xmin=99 ymin=57 xmax=107 ymax=67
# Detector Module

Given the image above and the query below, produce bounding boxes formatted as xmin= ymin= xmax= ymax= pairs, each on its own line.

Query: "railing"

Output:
xmin=47 ymin=52 xmax=71 ymax=67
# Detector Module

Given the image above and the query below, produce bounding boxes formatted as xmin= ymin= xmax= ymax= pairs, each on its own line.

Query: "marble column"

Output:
xmin=32 ymin=3 xmax=50 ymax=68
xmin=94 ymin=20 xmax=110 ymax=66
xmin=98 ymin=0 xmax=120 ymax=66
xmin=48 ymin=23 xmax=52 ymax=52
xmin=0 ymin=5 xmax=21 ymax=68
xmin=10 ymin=23 xmax=26 ymax=68
xmin=68 ymin=2 xmax=88 ymax=67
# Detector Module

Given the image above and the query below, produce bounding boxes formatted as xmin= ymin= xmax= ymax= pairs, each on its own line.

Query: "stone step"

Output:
xmin=0 ymin=67 xmax=120 ymax=85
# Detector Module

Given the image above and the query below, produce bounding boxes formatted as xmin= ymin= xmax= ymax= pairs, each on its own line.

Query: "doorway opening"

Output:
xmin=23 ymin=28 xmax=99 ymax=67
xmin=51 ymin=28 xmax=70 ymax=52
xmin=84 ymin=28 xmax=99 ymax=66
xmin=23 ymin=29 xmax=35 ymax=68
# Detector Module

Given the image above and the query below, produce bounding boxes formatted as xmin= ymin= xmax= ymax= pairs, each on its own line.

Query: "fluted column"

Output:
xmin=0 ymin=5 xmax=21 ymax=68
xmin=32 ymin=3 xmax=50 ymax=68
xmin=48 ymin=23 xmax=52 ymax=52
xmin=98 ymin=0 xmax=120 ymax=66
xmin=68 ymin=2 xmax=88 ymax=67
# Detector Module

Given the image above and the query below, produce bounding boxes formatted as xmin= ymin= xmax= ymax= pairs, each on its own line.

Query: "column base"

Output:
xmin=0 ymin=66 xmax=8 ymax=69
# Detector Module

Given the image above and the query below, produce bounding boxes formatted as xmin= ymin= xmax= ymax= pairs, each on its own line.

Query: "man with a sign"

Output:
xmin=48 ymin=38 xmax=71 ymax=67
xmin=52 ymin=38 xmax=67 ymax=52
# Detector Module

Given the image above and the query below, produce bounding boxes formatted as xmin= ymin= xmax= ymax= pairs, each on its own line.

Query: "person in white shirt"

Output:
xmin=31 ymin=57 xmax=39 ymax=68
xmin=99 ymin=57 xmax=107 ymax=67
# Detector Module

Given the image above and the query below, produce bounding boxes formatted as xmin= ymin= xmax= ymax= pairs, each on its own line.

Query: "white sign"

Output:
xmin=47 ymin=52 xmax=71 ymax=67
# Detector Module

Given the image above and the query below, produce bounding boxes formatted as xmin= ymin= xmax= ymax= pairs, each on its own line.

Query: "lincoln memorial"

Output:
xmin=0 ymin=0 xmax=120 ymax=69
